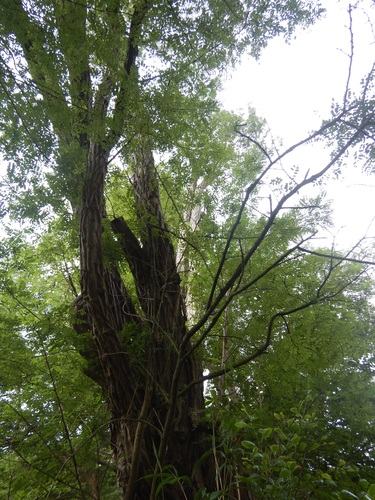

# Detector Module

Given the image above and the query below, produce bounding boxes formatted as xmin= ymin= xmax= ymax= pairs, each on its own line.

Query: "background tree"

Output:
xmin=0 ymin=0 xmax=375 ymax=498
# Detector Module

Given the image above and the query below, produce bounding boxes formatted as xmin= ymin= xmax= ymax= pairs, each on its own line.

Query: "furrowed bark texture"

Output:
xmin=79 ymin=142 xmax=142 ymax=493
xmin=78 ymin=141 xmax=214 ymax=498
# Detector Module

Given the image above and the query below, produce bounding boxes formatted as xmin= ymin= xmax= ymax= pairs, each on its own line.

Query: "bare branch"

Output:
xmin=343 ymin=4 xmax=355 ymax=109
xmin=234 ymin=123 xmax=272 ymax=162
xmin=181 ymin=265 xmax=369 ymax=394
xmin=205 ymin=106 xmax=360 ymax=314
xmin=185 ymin=235 xmax=314 ymax=358
xmin=298 ymin=247 xmax=375 ymax=266
xmin=188 ymin=121 xmax=364 ymax=345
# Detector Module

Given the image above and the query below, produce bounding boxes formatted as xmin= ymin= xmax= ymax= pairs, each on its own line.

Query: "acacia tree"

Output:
xmin=0 ymin=0 xmax=374 ymax=498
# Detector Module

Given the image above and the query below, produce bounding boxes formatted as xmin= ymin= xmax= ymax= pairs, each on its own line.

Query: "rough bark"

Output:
xmin=77 ymin=140 xmax=215 ymax=498
xmin=79 ymin=142 xmax=142 ymax=492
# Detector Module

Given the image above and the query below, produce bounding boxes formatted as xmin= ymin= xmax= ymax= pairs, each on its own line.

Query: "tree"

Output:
xmin=0 ymin=229 xmax=119 ymax=499
xmin=0 ymin=0 xmax=374 ymax=498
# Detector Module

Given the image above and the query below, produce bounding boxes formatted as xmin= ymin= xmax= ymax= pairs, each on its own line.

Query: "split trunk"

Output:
xmin=75 ymin=140 xmax=214 ymax=498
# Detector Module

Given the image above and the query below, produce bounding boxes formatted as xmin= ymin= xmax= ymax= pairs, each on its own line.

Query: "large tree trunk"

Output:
xmin=77 ymin=140 xmax=215 ymax=498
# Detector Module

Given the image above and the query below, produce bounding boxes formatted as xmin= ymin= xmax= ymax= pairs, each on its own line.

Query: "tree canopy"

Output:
xmin=0 ymin=0 xmax=375 ymax=498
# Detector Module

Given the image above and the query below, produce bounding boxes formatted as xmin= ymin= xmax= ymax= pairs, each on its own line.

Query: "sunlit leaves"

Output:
xmin=1 ymin=0 xmax=374 ymax=497
xmin=0 ymin=227 xmax=115 ymax=497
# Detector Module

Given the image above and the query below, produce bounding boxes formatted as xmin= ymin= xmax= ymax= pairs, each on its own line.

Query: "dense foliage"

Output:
xmin=0 ymin=0 xmax=375 ymax=498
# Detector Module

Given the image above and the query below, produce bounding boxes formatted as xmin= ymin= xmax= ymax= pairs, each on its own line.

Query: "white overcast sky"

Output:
xmin=220 ymin=0 xmax=375 ymax=250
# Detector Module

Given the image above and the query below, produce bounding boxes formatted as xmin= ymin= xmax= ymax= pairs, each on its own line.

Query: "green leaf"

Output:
xmin=209 ymin=493 xmax=222 ymax=500
xmin=241 ymin=441 xmax=257 ymax=450
xmin=261 ymin=427 xmax=273 ymax=439
xmin=235 ymin=421 xmax=248 ymax=429
xmin=279 ymin=468 xmax=291 ymax=479
xmin=339 ymin=491 xmax=359 ymax=500
xmin=367 ymin=485 xmax=375 ymax=500
xmin=290 ymin=434 xmax=300 ymax=446
xmin=322 ymin=473 xmax=332 ymax=481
